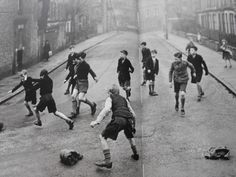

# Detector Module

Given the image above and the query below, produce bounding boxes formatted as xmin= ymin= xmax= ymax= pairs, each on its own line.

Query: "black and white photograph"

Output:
xmin=0 ymin=0 xmax=236 ymax=176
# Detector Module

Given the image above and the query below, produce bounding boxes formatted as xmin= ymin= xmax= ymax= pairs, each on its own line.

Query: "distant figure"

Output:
xmin=43 ymin=40 xmax=51 ymax=61
xmin=220 ymin=39 xmax=232 ymax=68
xmin=197 ymin=32 xmax=201 ymax=44
xmin=16 ymin=44 xmax=24 ymax=71
xmin=185 ymin=37 xmax=195 ymax=56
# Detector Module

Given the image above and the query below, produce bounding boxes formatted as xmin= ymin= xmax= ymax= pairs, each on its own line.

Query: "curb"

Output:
xmin=163 ymin=38 xmax=236 ymax=97
xmin=0 ymin=32 xmax=118 ymax=105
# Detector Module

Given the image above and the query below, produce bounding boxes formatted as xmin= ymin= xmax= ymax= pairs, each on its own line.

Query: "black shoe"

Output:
xmin=201 ymin=92 xmax=204 ymax=96
xmin=68 ymin=113 xmax=77 ymax=119
xmin=91 ymin=103 xmax=96 ymax=115
xmin=150 ymin=92 xmax=158 ymax=96
xmin=34 ymin=120 xmax=42 ymax=126
xmin=175 ymin=104 xmax=179 ymax=112
xmin=66 ymin=120 xmax=74 ymax=130
xmin=141 ymin=81 xmax=146 ymax=86
xmin=180 ymin=109 xmax=185 ymax=116
xmin=197 ymin=96 xmax=201 ymax=102
xmin=26 ymin=112 xmax=33 ymax=117
xmin=131 ymin=154 xmax=139 ymax=160
xmin=95 ymin=160 xmax=112 ymax=169
xmin=64 ymin=90 xmax=69 ymax=95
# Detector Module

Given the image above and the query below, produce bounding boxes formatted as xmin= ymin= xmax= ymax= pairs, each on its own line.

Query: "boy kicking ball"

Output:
xmin=90 ymin=84 xmax=139 ymax=169
xmin=32 ymin=69 xmax=74 ymax=130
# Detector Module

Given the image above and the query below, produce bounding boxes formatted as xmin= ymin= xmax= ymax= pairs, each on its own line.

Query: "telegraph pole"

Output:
xmin=165 ymin=0 xmax=168 ymax=40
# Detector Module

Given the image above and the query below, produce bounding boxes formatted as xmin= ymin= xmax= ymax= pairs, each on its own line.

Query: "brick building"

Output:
xmin=0 ymin=0 xmax=40 ymax=77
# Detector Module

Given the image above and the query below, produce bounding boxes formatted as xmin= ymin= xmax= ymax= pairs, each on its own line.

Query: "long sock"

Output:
xmin=103 ymin=149 xmax=111 ymax=163
xmin=151 ymin=84 xmax=155 ymax=93
xmin=131 ymin=145 xmax=138 ymax=155
xmin=149 ymin=85 xmax=152 ymax=93
xmin=25 ymin=103 xmax=32 ymax=113
xmin=181 ymin=97 xmax=185 ymax=109
xmin=72 ymin=100 xmax=77 ymax=114
xmin=84 ymin=98 xmax=93 ymax=107
xmin=175 ymin=94 xmax=179 ymax=106
xmin=76 ymin=100 xmax=81 ymax=114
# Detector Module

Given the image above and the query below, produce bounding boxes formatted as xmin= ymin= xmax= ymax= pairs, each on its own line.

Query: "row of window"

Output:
xmin=199 ymin=11 xmax=236 ymax=34
xmin=203 ymin=0 xmax=236 ymax=9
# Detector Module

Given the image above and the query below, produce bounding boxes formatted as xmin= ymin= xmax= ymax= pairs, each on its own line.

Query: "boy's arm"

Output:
xmin=187 ymin=61 xmax=196 ymax=74
xmin=11 ymin=81 xmax=23 ymax=93
xmin=126 ymin=99 xmax=136 ymax=118
xmin=201 ymin=57 xmax=209 ymax=75
xmin=90 ymin=97 xmax=112 ymax=127
xmin=156 ymin=59 xmax=159 ymax=75
xmin=129 ymin=60 xmax=134 ymax=73
xmin=89 ymin=68 xmax=98 ymax=82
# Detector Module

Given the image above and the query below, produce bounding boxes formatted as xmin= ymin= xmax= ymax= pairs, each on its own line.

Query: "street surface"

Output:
xmin=0 ymin=31 xmax=236 ymax=177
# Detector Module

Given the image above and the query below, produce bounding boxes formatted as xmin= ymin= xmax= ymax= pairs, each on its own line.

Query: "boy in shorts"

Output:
xmin=33 ymin=69 xmax=74 ymax=130
xmin=69 ymin=52 xmax=98 ymax=118
xmin=8 ymin=69 xmax=36 ymax=116
xmin=169 ymin=52 xmax=196 ymax=116
xmin=146 ymin=49 xmax=159 ymax=96
xmin=90 ymin=84 xmax=139 ymax=169
xmin=117 ymin=50 xmax=134 ymax=100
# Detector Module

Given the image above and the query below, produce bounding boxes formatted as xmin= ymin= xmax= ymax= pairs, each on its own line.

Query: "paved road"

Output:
xmin=0 ymin=31 xmax=236 ymax=177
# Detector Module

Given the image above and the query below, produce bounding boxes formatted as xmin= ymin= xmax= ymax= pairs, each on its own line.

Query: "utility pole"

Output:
xmin=165 ymin=0 xmax=168 ymax=40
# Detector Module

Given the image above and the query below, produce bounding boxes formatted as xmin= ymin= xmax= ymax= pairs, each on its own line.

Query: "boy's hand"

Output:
xmin=169 ymin=82 xmax=172 ymax=88
xmin=192 ymin=73 xmax=196 ymax=78
xmin=94 ymin=77 xmax=98 ymax=83
xmin=147 ymin=69 xmax=151 ymax=73
xmin=90 ymin=121 xmax=99 ymax=128
xmin=63 ymin=79 xmax=67 ymax=83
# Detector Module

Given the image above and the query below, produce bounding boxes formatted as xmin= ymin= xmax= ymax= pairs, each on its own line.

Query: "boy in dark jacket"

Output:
xmin=64 ymin=45 xmax=76 ymax=95
xmin=169 ymin=52 xmax=196 ymax=116
xmin=33 ymin=69 xmax=74 ymax=130
xmin=187 ymin=46 xmax=209 ymax=101
xmin=90 ymin=84 xmax=139 ymax=169
xmin=146 ymin=49 xmax=159 ymax=96
xmin=8 ymin=69 xmax=36 ymax=116
xmin=69 ymin=52 xmax=98 ymax=119
xmin=117 ymin=50 xmax=134 ymax=100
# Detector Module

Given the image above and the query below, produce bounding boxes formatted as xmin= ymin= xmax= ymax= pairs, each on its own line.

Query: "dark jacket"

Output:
xmin=117 ymin=58 xmax=134 ymax=81
xmin=187 ymin=54 xmax=208 ymax=74
xmin=74 ymin=61 xmax=96 ymax=80
xmin=32 ymin=76 xmax=53 ymax=96
xmin=12 ymin=77 xmax=35 ymax=93
xmin=146 ymin=57 xmax=159 ymax=75
xmin=141 ymin=47 xmax=151 ymax=67
xmin=66 ymin=53 xmax=76 ymax=72
xmin=169 ymin=60 xmax=195 ymax=83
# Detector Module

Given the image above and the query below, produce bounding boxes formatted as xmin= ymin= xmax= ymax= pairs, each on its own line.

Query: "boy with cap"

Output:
xmin=169 ymin=52 xmax=196 ymax=116
xmin=117 ymin=50 xmax=134 ymax=100
xmin=220 ymin=39 xmax=232 ymax=68
xmin=8 ymin=69 xmax=36 ymax=116
xmin=140 ymin=42 xmax=152 ymax=86
xmin=90 ymin=84 xmax=139 ymax=169
xmin=145 ymin=49 xmax=159 ymax=96
xmin=64 ymin=45 xmax=76 ymax=95
xmin=69 ymin=52 xmax=98 ymax=119
xmin=187 ymin=46 xmax=209 ymax=101
xmin=32 ymin=69 xmax=74 ymax=130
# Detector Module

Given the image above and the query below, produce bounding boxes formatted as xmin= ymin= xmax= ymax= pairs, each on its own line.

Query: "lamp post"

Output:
xmin=165 ymin=0 xmax=169 ymax=39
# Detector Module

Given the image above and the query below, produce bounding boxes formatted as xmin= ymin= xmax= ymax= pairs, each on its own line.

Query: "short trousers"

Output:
xmin=36 ymin=94 xmax=57 ymax=113
xmin=174 ymin=81 xmax=187 ymax=93
xmin=146 ymin=72 xmax=155 ymax=81
xmin=25 ymin=91 xmax=37 ymax=105
xmin=101 ymin=117 xmax=134 ymax=140
xmin=76 ymin=80 xmax=88 ymax=93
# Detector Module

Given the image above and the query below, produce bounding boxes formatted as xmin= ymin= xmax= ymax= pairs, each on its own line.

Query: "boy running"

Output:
xmin=8 ymin=69 xmax=36 ymax=116
xmin=64 ymin=45 xmax=76 ymax=95
xmin=90 ymin=84 xmax=139 ymax=169
xmin=117 ymin=50 xmax=134 ymax=100
xmin=33 ymin=69 xmax=74 ymax=130
xmin=169 ymin=52 xmax=196 ymax=116
xmin=140 ymin=42 xmax=152 ymax=86
xmin=220 ymin=39 xmax=232 ymax=68
xmin=146 ymin=49 xmax=159 ymax=96
xmin=187 ymin=46 xmax=209 ymax=101
xmin=69 ymin=52 xmax=98 ymax=119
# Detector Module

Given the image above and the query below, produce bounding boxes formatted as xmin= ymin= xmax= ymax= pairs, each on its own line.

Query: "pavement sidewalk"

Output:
xmin=0 ymin=32 xmax=117 ymax=105
xmin=157 ymin=32 xmax=236 ymax=96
